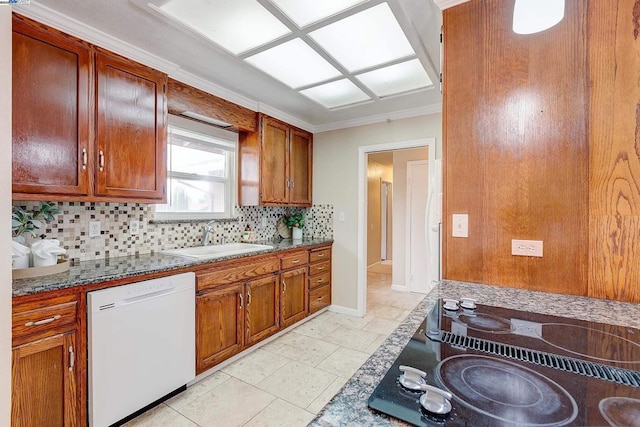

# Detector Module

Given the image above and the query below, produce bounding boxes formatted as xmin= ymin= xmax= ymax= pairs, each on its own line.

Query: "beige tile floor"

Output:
xmin=124 ymin=269 xmax=422 ymax=427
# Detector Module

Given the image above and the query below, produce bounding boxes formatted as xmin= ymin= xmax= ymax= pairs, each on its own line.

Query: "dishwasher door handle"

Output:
xmin=118 ymin=288 xmax=180 ymax=307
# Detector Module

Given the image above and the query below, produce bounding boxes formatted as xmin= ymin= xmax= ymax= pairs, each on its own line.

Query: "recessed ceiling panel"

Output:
xmin=158 ymin=0 xmax=291 ymax=55
xmin=356 ymin=59 xmax=432 ymax=97
xmin=309 ymin=3 xmax=415 ymax=72
xmin=245 ymin=38 xmax=341 ymax=88
xmin=270 ymin=0 xmax=367 ymax=27
xmin=299 ymin=79 xmax=370 ymax=109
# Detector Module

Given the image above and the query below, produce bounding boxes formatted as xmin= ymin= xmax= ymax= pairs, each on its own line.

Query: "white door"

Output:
xmin=407 ymin=161 xmax=429 ymax=293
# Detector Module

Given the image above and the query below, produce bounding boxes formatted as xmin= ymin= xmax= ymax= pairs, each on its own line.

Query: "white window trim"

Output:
xmin=154 ymin=115 xmax=238 ymax=221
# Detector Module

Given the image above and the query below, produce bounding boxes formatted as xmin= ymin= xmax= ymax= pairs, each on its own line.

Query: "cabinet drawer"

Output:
xmin=309 ymin=272 xmax=331 ymax=290
xmin=309 ymin=261 xmax=330 ymax=277
xmin=280 ymin=251 xmax=309 ymax=270
xmin=13 ymin=295 xmax=78 ymax=344
xmin=309 ymin=285 xmax=331 ymax=313
xmin=309 ymin=248 xmax=331 ymax=264
xmin=198 ymin=257 xmax=279 ymax=291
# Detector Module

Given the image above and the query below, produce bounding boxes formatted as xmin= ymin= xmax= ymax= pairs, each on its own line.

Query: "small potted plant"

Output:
xmin=284 ymin=211 xmax=305 ymax=240
xmin=12 ymin=202 xmax=63 ymax=268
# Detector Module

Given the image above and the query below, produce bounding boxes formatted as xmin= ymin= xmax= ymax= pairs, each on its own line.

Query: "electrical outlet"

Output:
xmin=339 ymin=212 xmax=345 ymax=222
xmin=89 ymin=221 xmax=101 ymax=238
xmin=511 ymin=239 xmax=543 ymax=257
xmin=452 ymin=214 xmax=468 ymax=238
xmin=130 ymin=220 xmax=140 ymax=235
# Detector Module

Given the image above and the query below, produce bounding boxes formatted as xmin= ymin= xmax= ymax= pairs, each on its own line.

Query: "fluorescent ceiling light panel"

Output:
xmin=159 ymin=0 xmax=291 ymax=55
xmin=309 ymin=3 xmax=415 ymax=72
xmin=245 ymin=39 xmax=341 ymax=88
xmin=513 ymin=0 xmax=565 ymax=34
xmin=270 ymin=0 xmax=367 ymax=27
xmin=356 ymin=59 xmax=432 ymax=97
xmin=299 ymin=79 xmax=370 ymax=109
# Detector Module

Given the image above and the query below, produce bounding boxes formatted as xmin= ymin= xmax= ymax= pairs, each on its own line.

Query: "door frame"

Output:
xmin=406 ymin=160 xmax=429 ymax=293
xmin=357 ymin=138 xmax=436 ymax=317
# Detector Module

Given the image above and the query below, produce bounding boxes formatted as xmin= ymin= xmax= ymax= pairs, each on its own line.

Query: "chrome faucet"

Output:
xmin=202 ymin=220 xmax=216 ymax=246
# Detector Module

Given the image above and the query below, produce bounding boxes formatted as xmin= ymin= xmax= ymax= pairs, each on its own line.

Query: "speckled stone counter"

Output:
xmin=12 ymin=238 xmax=332 ymax=297
xmin=311 ymin=280 xmax=640 ymax=426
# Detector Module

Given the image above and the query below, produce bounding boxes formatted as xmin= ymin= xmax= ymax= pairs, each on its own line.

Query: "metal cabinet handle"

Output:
xmin=318 ymin=253 xmax=325 ymax=258
xmin=239 ymin=294 xmax=244 ymax=308
xmin=282 ymin=281 xmax=286 ymax=292
xmin=286 ymin=179 xmax=290 ymax=189
xmin=292 ymin=260 xmax=300 ymax=264
xmin=318 ymin=266 xmax=325 ymax=270
xmin=25 ymin=315 xmax=61 ymax=327
xmin=82 ymin=148 xmax=87 ymax=170
xmin=247 ymin=291 xmax=252 ymax=305
xmin=99 ymin=150 xmax=105 ymax=171
xmin=317 ymin=278 xmax=324 ymax=284
xmin=69 ymin=346 xmax=75 ymax=372
xmin=290 ymin=180 xmax=294 ymax=189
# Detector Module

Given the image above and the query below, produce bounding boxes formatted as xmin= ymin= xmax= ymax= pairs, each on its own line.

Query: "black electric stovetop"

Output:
xmin=368 ymin=299 xmax=640 ymax=426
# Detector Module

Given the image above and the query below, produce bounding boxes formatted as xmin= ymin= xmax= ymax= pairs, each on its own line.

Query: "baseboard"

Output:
xmin=328 ymin=304 xmax=361 ymax=317
xmin=391 ymin=284 xmax=409 ymax=292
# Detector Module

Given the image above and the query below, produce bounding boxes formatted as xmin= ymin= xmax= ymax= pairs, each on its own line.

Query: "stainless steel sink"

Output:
xmin=161 ymin=243 xmax=273 ymax=260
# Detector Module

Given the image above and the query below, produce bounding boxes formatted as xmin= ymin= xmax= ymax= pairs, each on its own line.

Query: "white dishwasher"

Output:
xmin=88 ymin=272 xmax=195 ymax=427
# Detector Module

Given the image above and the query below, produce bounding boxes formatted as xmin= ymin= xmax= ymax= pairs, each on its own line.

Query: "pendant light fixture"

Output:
xmin=512 ymin=0 xmax=565 ymax=34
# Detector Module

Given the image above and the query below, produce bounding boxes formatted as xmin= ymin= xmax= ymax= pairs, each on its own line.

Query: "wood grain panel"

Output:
xmin=261 ymin=117 xmax=290 ymax=204
xmin=238 ymin=128 xmax=261 ymax=206
xmin=309 ymin=284 xmax=331 ymax=314
xmin=197 ymin=257 xmax=279 ymax=291
xmin=280 ymin=251 xmax=308 ymax=270
xmin=290 ymin=129 xmax=312 ymax=206
xmin=12 ymin=332 xmax=78 ymax=427
xmin=167 ymin=78 xmax=257 ymax=132
xmin=245 ymin=274 xmax=279 ymax=345
xmin=442 ymin=0 xmax=589 ymax=295
xmin=588 ymin=0 xmax=640 ymax=303
xmin=12 ymin=14 xmax=91 ymax=198
xmin=95 ymin=50 xmax=167 ymax=200
xmin=281 ymin=266 xmax=308 ymax=328
xmin=309 ymin=247 xmax=331 ymax=264
xmin=196 ymin=283 xmax=244 ymax=374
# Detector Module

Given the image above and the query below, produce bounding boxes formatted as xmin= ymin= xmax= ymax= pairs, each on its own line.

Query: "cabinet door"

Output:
xmin=260 ymin=117 xmax=290 ymax=204
xmin=245 ymin=274 xmax=280 ymax=346
xmin=12 ymin=332 xmax=79 ymax=427
xmin=289 ymin=129 xmax=312 ymax=206
xmin=12 ymin=17 xmax=91 ymax=198
xmin=281 ymin=267 xmax=309 ymax=328
xmin=95 ymin=51 xmax=167 ymax=200
xmin=196 ymin=283 xmax=244 ymax=374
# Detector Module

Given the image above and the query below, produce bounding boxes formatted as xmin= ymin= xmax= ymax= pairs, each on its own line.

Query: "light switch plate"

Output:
xmin=89 ymin=221 xmax=101 ymax=238
xmin=339 ymin=212 xmax=345 ymax=222
xmin=452 ymin=214 xmax=468 ymax=238
xmin=511 ymin=239 xmax=543 ymax=257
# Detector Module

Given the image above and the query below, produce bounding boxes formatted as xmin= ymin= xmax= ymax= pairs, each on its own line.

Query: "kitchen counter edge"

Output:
xmin=12 ymin=238 xmax=333 ymax=298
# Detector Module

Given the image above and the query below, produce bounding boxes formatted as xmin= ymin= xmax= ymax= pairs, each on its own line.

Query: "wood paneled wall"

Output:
xmin=442 ymin=0 xmax=590 ymax=296
xmin=588 ymin=0 xmax=640 ymax=302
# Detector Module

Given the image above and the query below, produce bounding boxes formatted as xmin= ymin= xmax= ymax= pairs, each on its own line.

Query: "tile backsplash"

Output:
xmin=13 ymin=201 xmax=333 ymax=264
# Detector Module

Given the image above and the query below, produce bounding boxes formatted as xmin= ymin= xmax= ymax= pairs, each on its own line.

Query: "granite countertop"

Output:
xmin=12 ymin=238 xmax=332 ymax=297
xmin=311 ymin=280 xmax=640 ymax=426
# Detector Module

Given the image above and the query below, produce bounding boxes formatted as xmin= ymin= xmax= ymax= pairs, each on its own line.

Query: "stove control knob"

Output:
xmin=399 ymin=365 xmax=426 ymax=382
xmin=460 ymin=297 xmax=477 ymax=310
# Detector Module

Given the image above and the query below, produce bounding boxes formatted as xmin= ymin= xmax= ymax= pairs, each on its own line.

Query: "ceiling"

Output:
xmin=15 ymin=0 xmax=443 ymax=132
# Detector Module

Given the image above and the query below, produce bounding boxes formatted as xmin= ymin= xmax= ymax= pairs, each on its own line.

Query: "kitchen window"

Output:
xmin=155 ymin=115 xmax=237 ymax=220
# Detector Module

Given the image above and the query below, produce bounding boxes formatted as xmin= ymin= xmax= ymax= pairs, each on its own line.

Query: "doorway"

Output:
xmin=357 ymin=138 xmax=437 ymax=317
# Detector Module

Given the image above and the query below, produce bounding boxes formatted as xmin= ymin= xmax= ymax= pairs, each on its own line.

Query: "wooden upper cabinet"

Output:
xmin=290 ymin=129 xmax=312 ymax=205
xmin=239 ymin=114 xmax=313 ymax=207
xmin=260 ymin=117 xmax=290 ymax=204
xmin=95 ymin=51 xmax=167 ymax=200
xmin=12 ymin=15 xmax=91 ymax=198
xmin=11 ymin=14 xmax=168 ymax=203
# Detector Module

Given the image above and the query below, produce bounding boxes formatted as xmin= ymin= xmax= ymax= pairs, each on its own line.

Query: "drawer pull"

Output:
xmin=317 ymin=278 xmax=324 ymax=283
xmin=318 ymin=266 xmax=325 ymax=270
xmin=25 ymin=315 xmax=61 ymax=327
xmin=318 ymin=253 xmax=325 ymax=258
xmin=317 ymin=295 xmax=323 ymax=300
xmin=239 ymin=294 xmax=244 ymax=308
xmin=292 ymin=260 xmax=300 ymax=264
xmin=69 ymin=346 xmax=75 ymax=372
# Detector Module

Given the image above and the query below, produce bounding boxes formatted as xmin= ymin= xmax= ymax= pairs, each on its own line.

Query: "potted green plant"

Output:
xmin=12 ymin=202 xmax=61 ymax=243
xmin=284 ymin=212 xmax=305 ymax=240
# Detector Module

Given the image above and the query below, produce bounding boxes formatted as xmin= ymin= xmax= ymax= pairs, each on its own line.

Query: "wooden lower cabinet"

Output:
xmin=196 ymin=283 xmax=244 ymax=374
xmin=245 ymin=274 xmax=280 ymax=346
xmin=281 ymin=266 xmax=309 ymax=328
xmin=12 ymin=332 xmax=79 ymax=427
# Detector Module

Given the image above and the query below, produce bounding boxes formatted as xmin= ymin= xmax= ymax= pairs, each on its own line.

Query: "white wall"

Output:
xmin=1 ymin=7 xmax=12 ymax=426
xmin=392 ymin=148 xmax=428 ymax=288
xmin=314 ymin=114 xmax=442 ymax=311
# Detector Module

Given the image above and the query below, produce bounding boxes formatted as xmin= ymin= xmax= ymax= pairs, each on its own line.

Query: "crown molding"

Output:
xmin=312 ymin=104 xmax=442 ymax=133
xmin=432 ymin=0 xmax=470 ymax=10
